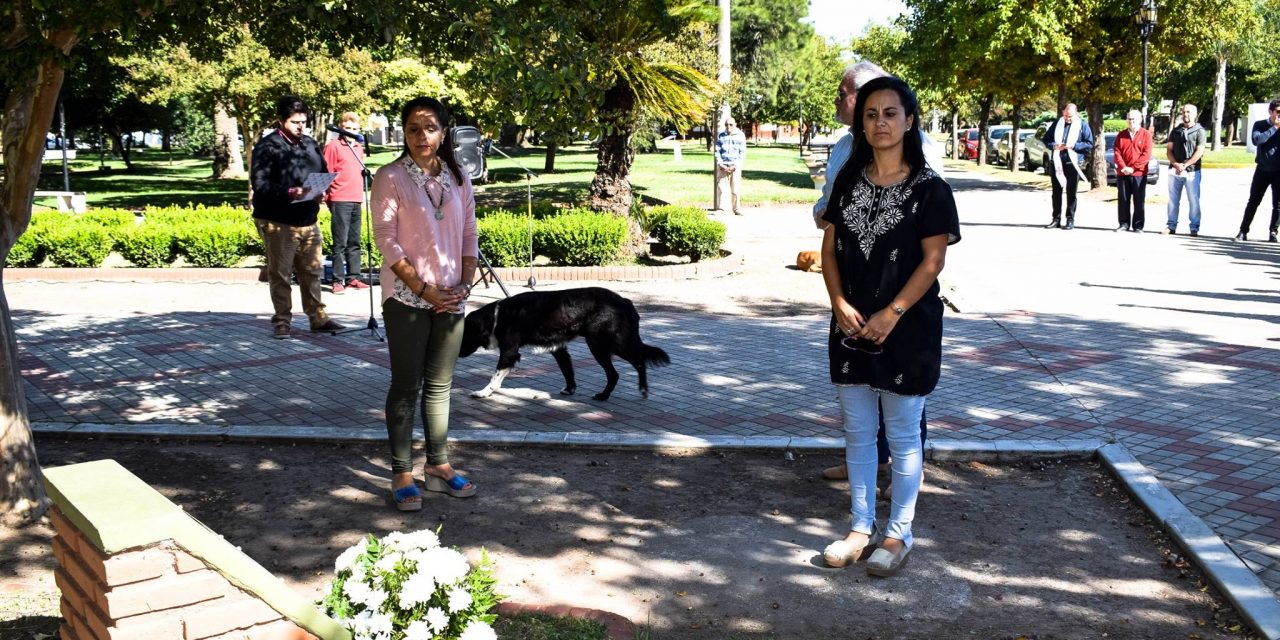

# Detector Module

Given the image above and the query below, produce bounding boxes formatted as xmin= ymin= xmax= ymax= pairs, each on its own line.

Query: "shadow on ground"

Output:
xmin=7 ymin=440 xmax=1254 ymax=639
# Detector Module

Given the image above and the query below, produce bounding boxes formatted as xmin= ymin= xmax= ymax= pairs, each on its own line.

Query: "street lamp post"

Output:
xmin=1135 ymin=0 xmax=1158 ymax=129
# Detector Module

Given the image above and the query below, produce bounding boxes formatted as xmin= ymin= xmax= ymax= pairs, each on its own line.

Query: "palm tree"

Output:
xmin=460 ymin=0 xmax=714 ymax=252
xmin=584 ymin=1 xmax=716 ymax=218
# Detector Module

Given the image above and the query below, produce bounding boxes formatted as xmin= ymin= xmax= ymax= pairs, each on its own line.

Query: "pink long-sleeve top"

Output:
xmin=371 ymin=156 xmax=478 ymax=306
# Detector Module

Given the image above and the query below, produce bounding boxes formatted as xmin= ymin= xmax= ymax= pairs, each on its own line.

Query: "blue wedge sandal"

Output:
xmin=391 ymin=483 xmax=424 ymax=512
xmin=425 ymin=473 xmax=476 ymax=498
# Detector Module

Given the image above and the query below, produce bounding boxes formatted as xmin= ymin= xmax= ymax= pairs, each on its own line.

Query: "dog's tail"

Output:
xmin=643 ymin=345 xmax=671 ymax=367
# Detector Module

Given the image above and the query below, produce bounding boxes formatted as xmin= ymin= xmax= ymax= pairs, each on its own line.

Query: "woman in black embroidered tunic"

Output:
xmin=818 ymin=76 xmax=960 ymax=577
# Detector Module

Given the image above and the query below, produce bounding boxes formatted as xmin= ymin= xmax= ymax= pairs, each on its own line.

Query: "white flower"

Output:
xmin=335 ymin=545 xmax=362 ymax=574
xmin=351 ymin=611 xmax=376 ymax=634
xmin=361 ymin=587 xmax=388 ymax=611
xmin=344 ymin=579 xmax=374 ymax=607
xmin=404 ymin=620 xmax=432 ymax=640
xmin=423 ymin=547 xmax=471 ymax=586
xmin=399 ymin=571 xmax=438 ymax=610
xmin=424 ymin=606 xmax=449 ymax=634
xmin=368 ymin=614 xmax=393 ymax=636
xmin=458 ymin=621 xmax=497 ymax=640
xmin=374 ymin=550 xmax=403 ymax=574
xmin=386 ymin=529 xmax=439 ymax=552
xmin=446 ymin=585 xmax=473 ymax=613
xmin=344 ymin=578 xmax=388 ymax=611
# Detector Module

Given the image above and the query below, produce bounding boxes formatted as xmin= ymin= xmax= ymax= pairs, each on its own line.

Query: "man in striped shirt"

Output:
xmin=714 ymin=117 xmax=747 ymax=215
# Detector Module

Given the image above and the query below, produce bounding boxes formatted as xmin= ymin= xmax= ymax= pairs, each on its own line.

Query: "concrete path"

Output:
xmin=9 ymin=162 xmax=1279 ymax=600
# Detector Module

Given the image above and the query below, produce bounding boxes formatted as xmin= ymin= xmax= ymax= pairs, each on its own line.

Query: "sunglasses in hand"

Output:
xmin=840 ymin=335 xmax=884 ymax=355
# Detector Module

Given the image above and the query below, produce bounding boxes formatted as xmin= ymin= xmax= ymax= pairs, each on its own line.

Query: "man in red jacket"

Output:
xmin=324 ymin=112 xmax=371 ymax=294
xmin=1114 ymin=109 xmax=1152 ymax=232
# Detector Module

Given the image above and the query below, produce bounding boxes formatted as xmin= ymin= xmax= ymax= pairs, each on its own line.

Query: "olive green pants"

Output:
xmin=383 ymin=299 xmax=464 ymax=472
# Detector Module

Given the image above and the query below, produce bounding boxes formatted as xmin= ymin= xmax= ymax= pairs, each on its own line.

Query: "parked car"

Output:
xmin=982 ymin=125 xmax=1013 ymax=163
xmin=1087 ymin=131 xmax=1160 ymax=186
xmin=1024 ymin=122 xmax=1052 ymax=172
xmin=945 ymin=128 xmax=980 ymax=160
xmin=995 ymin=128 xmax=1037 ymax=168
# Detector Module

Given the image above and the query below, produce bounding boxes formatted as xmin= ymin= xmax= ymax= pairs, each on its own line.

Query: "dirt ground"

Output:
xmin=0 ymin=437 xmax=1257 ymax=640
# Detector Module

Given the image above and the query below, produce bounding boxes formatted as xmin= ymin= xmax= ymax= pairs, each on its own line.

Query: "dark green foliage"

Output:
xmin=639 ymin=204 xmax=703 ymax=236
xmin=658 ymin=210 xmax=725 ymax=262
xmin=44 ymin=225 xmax=111 ymax=268
xmin=477 ymin=211 xmax=534 ymax=267
xmin=317 ymin=209 xmax=334 ymax=255
xmin=535 ymin=209 xmax=627 ymax=266
xmin=175 ymin=223 xmax=249 ymax=267
xmin=6 ymin=230 xmax=44 ymax=267
xmin=117 ymin=225 xmax=178 ymax=268
xmin=493 ymin=612 xmax=610 ymax=639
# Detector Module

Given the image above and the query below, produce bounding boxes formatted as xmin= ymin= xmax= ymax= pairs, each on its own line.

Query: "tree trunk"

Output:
xmin=1212 ymin=52 xmax=1227 ymax=152
xmin=1009 ymin=104 xmax=1023 ymax=173
xmin=212 ymin=103 xmax=245 ymax=179
xmin=0 ymin=30 xmax=78 ymax=528
xmin=162 ymin=129 xmax=171 ymax=152
xmin=239 ymin=119 xmax=257 ymax=206
xmin=1085 ymin=100 xmax=1106 ymax=190
xmin=544 ymin=141 xmax=557 ymax=174
xmin=590 ymin=78 xmax=645 ymax=255
xmin=976 ymin=93 xmax=993 ymax=166
xmin=951 ymin=110 xmax=959 ymax=160
xmin=590 ymin=79 xmax=638 ymax=218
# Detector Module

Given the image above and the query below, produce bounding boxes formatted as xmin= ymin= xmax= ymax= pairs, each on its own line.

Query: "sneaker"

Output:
xmin=331 ymin=282 xmax=346 ymax=295
xmin=1190 ymin=230 xmax=1199 ymax=237
xmin=1161 ymin=228 xmax=1176 ymax=235
xmin=347 ymin=277 xmax=370 ymax=290
xmin=272 ymin=324 xmax=291 ymax=339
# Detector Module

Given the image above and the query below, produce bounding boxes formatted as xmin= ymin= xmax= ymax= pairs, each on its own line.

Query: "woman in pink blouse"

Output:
xmin=371 ymin=97 xmax=479 ymax=511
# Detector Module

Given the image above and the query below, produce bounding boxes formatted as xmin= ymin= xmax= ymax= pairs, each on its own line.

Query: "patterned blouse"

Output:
xmin=821 ymin=167 xmax=960 ymax=396
xmin=370 ymin=156 xmax=478 ymax=313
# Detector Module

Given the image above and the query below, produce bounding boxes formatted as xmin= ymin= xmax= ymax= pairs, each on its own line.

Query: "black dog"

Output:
xmin=459 ymin=287 xmax=670 ymax=401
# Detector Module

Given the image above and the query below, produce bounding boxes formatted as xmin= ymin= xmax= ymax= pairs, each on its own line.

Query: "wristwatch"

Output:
xmin=891 ymin=304 xmax=906 ymax=316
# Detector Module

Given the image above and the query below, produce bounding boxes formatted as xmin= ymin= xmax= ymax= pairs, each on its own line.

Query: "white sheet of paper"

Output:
xmin=293 ymin=172 xmax=338 ymax=203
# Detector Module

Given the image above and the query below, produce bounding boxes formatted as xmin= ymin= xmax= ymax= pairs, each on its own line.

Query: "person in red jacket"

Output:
xmin=324 ymin=112 xmax=371 ymax=294
xmin=1114 ymin=109 xmax=1152 ymax=232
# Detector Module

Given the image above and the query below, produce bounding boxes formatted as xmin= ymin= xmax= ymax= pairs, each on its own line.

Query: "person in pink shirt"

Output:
xmin=1114 ymin=109 xmax=1152 ymax=232
xmin=371 ymin=97 xmax=478 ymax=511
xmin=323 ymin=112 xmax=371 ymax=294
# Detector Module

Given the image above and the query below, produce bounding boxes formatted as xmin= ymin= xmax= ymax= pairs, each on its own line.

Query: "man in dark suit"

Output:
xmin=1041 ymin=103 xmax=1095 ymax=230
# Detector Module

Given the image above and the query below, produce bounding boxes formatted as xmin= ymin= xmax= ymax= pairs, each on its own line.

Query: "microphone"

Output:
xmin=326 ymin=124 xmax=364 ymax=144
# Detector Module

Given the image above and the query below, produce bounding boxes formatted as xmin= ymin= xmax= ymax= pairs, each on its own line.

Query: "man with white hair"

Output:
xmin=1164 ymin=103 xmax=1206 ymax=236
xmin=1114 ymin=109 xmax=1152 ymax=232
xmin=811 ymin=60 xmax=943 ymax=229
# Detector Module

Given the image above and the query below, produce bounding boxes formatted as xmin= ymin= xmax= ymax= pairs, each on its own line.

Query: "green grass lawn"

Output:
xmin=1199 ymin=146 xmax=1255 ymax=168
xmin=30 ymin=141 xmax=819 ymax=212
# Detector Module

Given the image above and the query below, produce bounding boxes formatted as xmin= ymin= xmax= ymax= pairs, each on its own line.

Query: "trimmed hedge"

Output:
xmin=117 ymin=224 xmax=178 ymax=268
xmin=176 ymin=223 xmax=252 ymax=268
xmin=44 ymin=225 xmax=111 ymax=267
xmin=535 ymin=209 xmax=628 ymax=266
xmin=477 ymin=211 xmax=532 ymax=267
xmin=5 ymin=200 xmax=724 ymax=269
xmin=662 ymin=212 xmax=725 ymax=262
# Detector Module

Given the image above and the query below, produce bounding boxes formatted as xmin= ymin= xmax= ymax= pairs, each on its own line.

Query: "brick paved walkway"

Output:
xmin=11 ymin=163 xmax=1280 ymax=601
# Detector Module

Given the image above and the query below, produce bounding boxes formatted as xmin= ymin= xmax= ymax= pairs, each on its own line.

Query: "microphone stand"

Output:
xmin=333 ymin=136 xmax=384 ymax=341
xmin=486 ymin=144 xmax=539 ymax=289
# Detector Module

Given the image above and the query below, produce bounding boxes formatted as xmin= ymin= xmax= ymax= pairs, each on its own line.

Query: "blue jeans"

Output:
xmin=838 ymin=386 xmax=926 ymax=547
xmin=1166 ymin=169 xmax=1202 ymax=233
